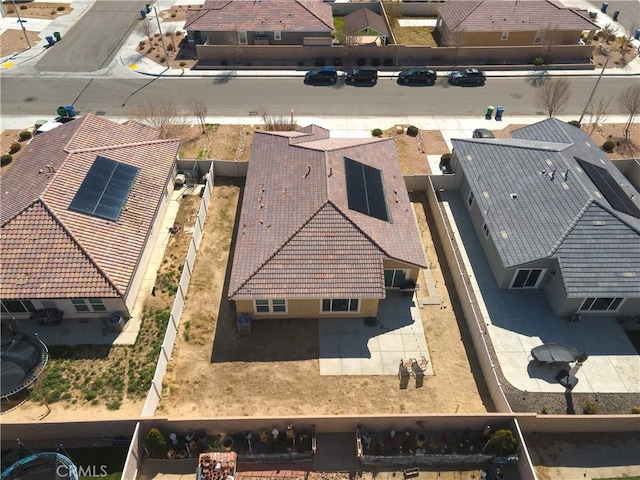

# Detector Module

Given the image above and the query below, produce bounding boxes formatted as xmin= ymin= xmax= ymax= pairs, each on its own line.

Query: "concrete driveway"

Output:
xmin=36 ymin=1 xmax=143 ymax=72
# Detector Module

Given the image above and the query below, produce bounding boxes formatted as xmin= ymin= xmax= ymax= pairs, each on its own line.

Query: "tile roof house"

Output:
xmin=229 ymin=126 xmax=426 ymax=318
xmin=184 ymin=0 xmax=334 ymax=47
xmin=450 ymin=118 xmax=640 ymax=317
xmin=344 ymin=7 xmax=390 ymax=46
xmin=435 ymin=0 xmax=597 ymax=46
xmin=1 ymin=115 xmax=180 ymax=321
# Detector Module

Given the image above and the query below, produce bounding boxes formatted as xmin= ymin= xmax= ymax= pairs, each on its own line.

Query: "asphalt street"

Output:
xmin=1 ymin=75 xmax=638 ymax=118
xmin=586 ymin=0 xmax=640 ymax=32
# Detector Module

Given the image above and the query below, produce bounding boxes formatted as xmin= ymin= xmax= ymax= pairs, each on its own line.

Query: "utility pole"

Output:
xmin=11 ymin=0 xmax=31 ymax=48
xmin=578 ymin=44 xmax=609 ymax=125
xmin=152 ymin=5 xmax=170 ymax=68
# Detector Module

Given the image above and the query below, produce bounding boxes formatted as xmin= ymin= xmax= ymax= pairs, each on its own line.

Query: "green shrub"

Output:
xmin=541 ymin=405 xmax=550 ymax=414
xmin=486 ymin=429 xmax=518 ymax=456
xmin=167 ymin=43 xmax=174 ymax=52
xmin=372 ymin=128 xmax=383 ymax=137
xmin=19 ymin=130 xmax=32 ymax=141
xmin=407 ymin=125 xmax=419 ymax=137
xmin=315 ymin=58 xmax=325 ymax=67
xmin=221 ymin=59 xmax=228 ymax=66
xmin=170 ymin=12 xmax=176 ymax=17
xmin=567 ymin=120 xmax=581 ymax=128
xmin=371 ymin=58 xmax=380 ymax=67
xmin=154 ymin=33 xmax=160 ymax=37
xmin=57 ymin=5 xmax=65 ymax=11
xmin=333 ymin=57 xmax=342 ymax=67
xmin=601 ymin=139 xmax=615 ymax=153
xmin=440 ymin=153 xmax=452 ymax=165
xmin=20 ymin=4 xmax=27 ymax=9
xmin=179 ymin=61 xmax=186 ymax=67
xmin=9 ymin=142 xmax=21 ymax=154
xmin=357 ymin=58 xmax=366 ymax=66
xmin=145 ymin=428 xmax=168 ymax=458
xmin=160 ymin=56 xmax=166 ymax=63
xmin=1 ymin=154 xmax=13 ymax=167
xmin=297 ymin=60 xmax=304 ymax=66
xmin=383 ymin=58 xmax=394 ymax=67
xmin=532 ymin=56 xmax=545 ymax=66
xmin=583 ymin=401 xmax=600 ymax=414
xmin=632 ymin=406 xmax=640 ymax=414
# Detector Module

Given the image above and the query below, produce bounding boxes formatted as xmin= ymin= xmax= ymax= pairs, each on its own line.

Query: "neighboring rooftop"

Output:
xmin=228 ymin=125 xmax=427 ymax=300
xmin=438 ymin=0 xmax=597 ymax=31
xmin=0 ymin=115 xmax=180 ymax=299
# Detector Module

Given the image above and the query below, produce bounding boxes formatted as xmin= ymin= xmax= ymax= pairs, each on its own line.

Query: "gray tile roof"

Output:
xmin=185 ymin=0 xmax=334 ymax=33
xmin=452 ymin=118 xmax=640 ymax=297
xmin=438 ymin=0 xmax=597 ymax=32
xmin=229 ymin=126 xmax=426 ymax=300
xmin=344 ymin=8 xmax=390 ymax=37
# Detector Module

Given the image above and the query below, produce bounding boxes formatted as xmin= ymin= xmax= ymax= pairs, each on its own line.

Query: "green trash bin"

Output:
xmin=56 ymin=106 xmax=68 ymax=117
xmin=53 ymin=32 xmax=61 ymax=42
xmin=485 ymin=105 xmax=494 ymax=119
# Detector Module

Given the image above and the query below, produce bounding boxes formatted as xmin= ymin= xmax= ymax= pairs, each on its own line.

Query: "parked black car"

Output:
xmin=397 ymin=68 xmax=437 ymax=85
xmin=345 ymin=68 xmax=378 ymax=84
xmin=472 ymin=128 xmax=495 ymax=138
xmin=30 ymin=308 xmax=63 ymax=326
xmin=304 ymin=67 xmax=338 ymax=85
xmin=449 ymin=68 xmax=486 ymax=86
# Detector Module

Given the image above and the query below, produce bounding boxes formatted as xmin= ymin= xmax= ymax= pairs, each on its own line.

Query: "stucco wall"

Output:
xmin=235 ymin=298 xmax=380 ymax=318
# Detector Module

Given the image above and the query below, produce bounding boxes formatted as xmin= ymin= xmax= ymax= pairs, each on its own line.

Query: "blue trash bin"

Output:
xmin=635 ymin=28 xmax=640 ymax=40
xmin=140 ymin=9 xmax=146 ymax=18
xmin=495 ymin=106 xmax=505 ymax=121
xmin=600 ymin=2 xmax=608 ymax=12
xmin=45 ymin=36 xmax=55 ymax=47
xmin=65 ymin=105 xmax=76 ymax=118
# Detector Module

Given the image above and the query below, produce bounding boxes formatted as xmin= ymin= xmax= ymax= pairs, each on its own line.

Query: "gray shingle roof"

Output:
xmin=452 ymin=118 xmax=640 ymax=298
xmin=344 ymin=8 xmax=389 ymax=37
xmin=185 ymin=0 xmax=334 ymax=33
xmin=229 ymin=126 xmax=426 ymax=300
xmin=438 ymin=0 xmax=597 ymax=32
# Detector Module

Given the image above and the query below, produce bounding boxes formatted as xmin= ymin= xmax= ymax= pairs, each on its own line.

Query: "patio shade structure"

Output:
xmin=530 ymin=343 xmax=580 ymax=366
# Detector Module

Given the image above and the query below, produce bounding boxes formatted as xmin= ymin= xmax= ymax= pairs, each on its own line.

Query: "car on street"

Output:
xmin=397 ymin=68 xmax=437 ymax=85
xmin=345 ymin=68 xmax=378 ymax=85
xmin=449 ymin=68 xmax=486 ymax=86
xmin=304 ymin=67 xmax=338 ymax=85
xmin=472 ymin=128 xmax=495 ymax=138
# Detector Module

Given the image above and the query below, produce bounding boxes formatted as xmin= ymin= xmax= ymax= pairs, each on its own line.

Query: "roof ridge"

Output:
xmin=185 ymin=2 xmax=219 ymax=27
xmin=67 ymin=138 xmax=178 ymax=154
xmin=63 ymin=114 xmax=92 ymax=153
xmin=39 ymin=199 xmax=123 ymax=296
xmin=452 ymin=0 xmax=484 ymax=30
xmin=296 ymin=0 xmax=333 ymax=30
xmin=326 ymin=200 xmax=387 ymax=256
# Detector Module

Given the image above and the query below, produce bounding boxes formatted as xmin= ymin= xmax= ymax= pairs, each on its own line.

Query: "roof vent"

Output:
xmin=562 ymin=170 xmax=569 ymax=181
xmin=548 ymin=169 xmax=556 ymax=180
xmin=592 ymin=220 xmax=605 ymax=226
xmin=510 ymin=193 xmax=517 ymax=199
xmin=623 ymin=272 xmax=637 ymax=278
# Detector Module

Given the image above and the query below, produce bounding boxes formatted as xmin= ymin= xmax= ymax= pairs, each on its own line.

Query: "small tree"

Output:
xmin=190 ymin=97 xmax=208 ymax=134
xmin=127 ymin=101 xmax=188 ymax=139
xmin=618 ymin=83 xmax=640 ymax=142
xmin=584 ymin=95 xmax=611 ymax=136
xmin=486 ymin=429 xmax=518 ymax=456
xmin=136 ymin=19 xmax=155 ymax=42
xmin=442 ymin=26 xmax=464 ymax=67
xmin=145 ymin=428 xmax=167 ymax=458
xmin=534 ymin=77 xmax=571 ymax=117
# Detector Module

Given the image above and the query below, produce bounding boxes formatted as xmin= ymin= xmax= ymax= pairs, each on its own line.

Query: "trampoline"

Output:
xmin=0 ymin=452 xmax=78 ymax=480
xmin=1 ymin=320 xmax=49 ymax=399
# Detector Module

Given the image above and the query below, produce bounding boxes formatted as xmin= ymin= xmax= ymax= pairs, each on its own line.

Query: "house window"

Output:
xmin=254 ymin=299 xmax=287 ymax=314
xmin=482 ymin=222 xmax=490 ymax=238
xmin=274 ymin=30 xmax=281 ymax=41
xmin=510 ymin=269 xmax=544 ymax=289
xmin=238 ymin=31 xmax=248 ymax=44
xmin=71 ymin=298 xmax=106 ymax=312
xmin=579 ymin=297 xmax=623 ymax=312
xmin=384 ymin=269 xmax=408 ymax=287
xmin=501 ymin=32 xmax=509 ymax=41
xmin=1 ymin=299 xmax=36 ymax=314
xmin=467 ymin=191 xmax=475 ymax=208
xmin=321 ymin=299 xmax=359 ymax=313
xmin=534 ymin=31 xmax=543 ymax=44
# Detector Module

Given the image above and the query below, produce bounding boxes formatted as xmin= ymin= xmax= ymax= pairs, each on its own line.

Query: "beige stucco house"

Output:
xmin=228 ymin=126 xmax=427 ymax=319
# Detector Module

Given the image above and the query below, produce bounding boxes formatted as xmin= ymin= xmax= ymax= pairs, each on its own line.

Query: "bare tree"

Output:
xmin=127 ymin=101 xmax=188 ymax=139
xmin=598 ymin=23 xmax=616 ymax=44
xmin=534 ymin=77 xmax=571 ymax=117
xmin=261 ymin=110 xmax=297 ymax=131
xmin=617 ymin=83 xmax=640 ymax=141
xmin=136 ymin=18 xmax=155 ymax=42
xmin=442 ymin=26 xmax=464 ymax=67
xmin=584 ymin=95 xmax=611 ymax=136
xmin=164 ymin=23 xmax=177 ymax=51
xmin=225 ymin=31 xmax=245 ymax=65
xmin=190 ymin=97 xmax=208 ymax=134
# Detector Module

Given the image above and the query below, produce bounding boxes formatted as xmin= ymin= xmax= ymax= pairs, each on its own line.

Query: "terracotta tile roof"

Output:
xmin=185 ymin=0 xmax=334 ymax=33
xmin=0 ymin=115 xmax=180 ymax=299
xmin=1 ymin=201 xmax=119 ymax=299
xmin=438 ymin=0 xmax=597 ymax=31
xmin=229 ymin=126 xmax=426 ymax=300
xmin=344 ymin=8 xmax=390 ymax=37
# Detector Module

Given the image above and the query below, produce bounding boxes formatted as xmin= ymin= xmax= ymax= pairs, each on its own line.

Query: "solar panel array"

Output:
xmin=344 ymin=157 xmax=389 ymax=222
xmin=576 ymin=158 xmax=640 ymax=218
xmin=69 ymin=155 xmax=139 ymax=221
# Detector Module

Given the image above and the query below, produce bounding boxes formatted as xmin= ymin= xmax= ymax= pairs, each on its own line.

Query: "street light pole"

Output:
xmin=578 ymin=45 xmax=609 ymax=125
xmin=152 ymin=5 xmax=170 ymax=68
xmin=11 ymin=0 xmax=31 ymax=48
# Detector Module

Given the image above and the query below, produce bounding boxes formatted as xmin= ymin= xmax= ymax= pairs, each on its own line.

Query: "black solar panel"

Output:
xmin=344 ymin=157 xmax=389 ymax=222
xmin=576 ymin=158 xmax=640 ymax=218
xmin=69 ymin=156 xmax=139 ymax=221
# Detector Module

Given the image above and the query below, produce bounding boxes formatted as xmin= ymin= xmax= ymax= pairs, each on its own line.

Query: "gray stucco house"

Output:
xmin=449 ymin=119 xmax=640 ymax=318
